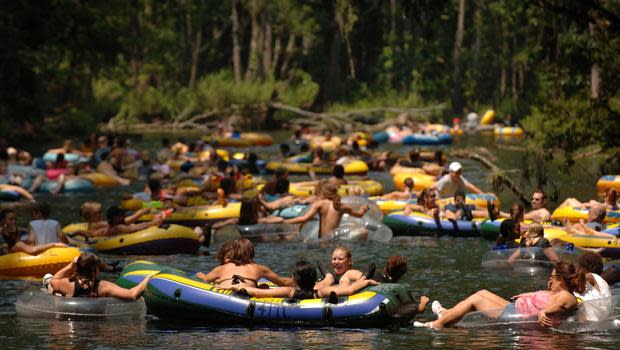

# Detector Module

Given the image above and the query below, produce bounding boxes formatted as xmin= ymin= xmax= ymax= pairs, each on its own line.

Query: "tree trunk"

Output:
xmin=472 ymin=0 xmax=481 ymax=76
xmin=130 ymin=9 xmax=143 ymax=89
xmin=271 ymin=34 xmax=281 ymax=78
xmin=518 ymin=62 xmax=525 ymax=95
xmin=189 ymin=29 xmax=202 ymax=89
xmin=280 ymin=34 xmax=295 ymax=78
xmin=589 ymin=22 xmax=602 ymax=99
xmin=262 ymin=13 xmax=272 ymax=78
xmin=231 ymin=0 xmax=242 ymax=84
xmin=245 ymin=6 xmax=260 ymax=81
xmin=451 ymin=0 xmax=465 ymax=114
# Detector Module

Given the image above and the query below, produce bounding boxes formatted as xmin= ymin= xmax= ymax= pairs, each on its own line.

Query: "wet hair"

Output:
xmin=321 ymin=183 xmax=342 ymax=211
xmin=403 ymin=177 xmax=414 ymax=190
xmin=230 ymin=238 xmax=255 ymax=265
xmin=453 ymin=190 xmax=466 ymax=201
xmin=434 ymin=151 xmax=445 ymax=165
xmin=408 ymin=149 xmax=420 ymax=162
xmin=0 ymin=208 xmax=16 ymax=223
xmin=106 ymin=206 xmax=127 ymax=223
xmin=578 ymin=251 xmax=604 ymax=275
xmin=605 ymin=189 xmax=618 ymax=204
xmin=80 ymin=202 xmax=103 ymax=222
xmin=384 ymin=256 xmax=408 ymax=283
xmin=148 ymin=178 xmax=162 ymax=194
xmin=293 ymin=260 xmax=317 ymax=291
xmin=55 ymin=153 xmax=65 ymax=164
xmin=533 ymin=189 xmax=547 ymax=201
xmin=72 ymin=253 xmax=101 ymax=297
xmin=275 ymin=178 xmax=290 ymax=194
xmin=280 ymin=143 xmax=290 ymax=153
xmin=332 ymin=164 xmax=345 ymax=179
xmin=239 ymin=198 xmax=260 ymax=226
xmin=275 ymin=167 xmax=288 ymax=179
xmin=0 ymin=211 xmax=19 ymax=248
xmin=418 ymin=188 xmax=436 ymax=208
xmin=510 ymin=203 xmax=525 ymax=221
xmin=32 ymin=201 xmax=51 ymax=219
xmin=553 ymin=261 xmax=585 ymax=295
xmin=219 ymin=177 xmax=235 ymax=196
xmin=589 ymin=205 xmax=607 ymax=222
xmin=527 ymin=222 xmax=544 ymax=238
xmin=162 ymin=138 xmax=170 ymax=147
xmin=332 ymin=245 xmax=352 ymax=259
xmin=497 ymin=219 xmax=519 ymax=246
xmin=216 ymin=159 xmax=229 ymax=173
xmin=300 ymin=143 xmax=310 ymax=153
xmin=215 ymin=241 xmax=235 ymax=265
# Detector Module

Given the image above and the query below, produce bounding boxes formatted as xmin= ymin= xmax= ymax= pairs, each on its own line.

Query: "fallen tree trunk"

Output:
xmin=449 ymin=148 xmax=530 ymax=207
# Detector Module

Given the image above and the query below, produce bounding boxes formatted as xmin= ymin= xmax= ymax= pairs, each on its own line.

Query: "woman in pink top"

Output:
xmin=418 ymin=261 xmax=585 ymax=329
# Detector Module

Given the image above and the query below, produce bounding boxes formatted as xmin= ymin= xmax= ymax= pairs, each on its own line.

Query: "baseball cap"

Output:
xmin=449 ymin=162 xmax=462 ymax=172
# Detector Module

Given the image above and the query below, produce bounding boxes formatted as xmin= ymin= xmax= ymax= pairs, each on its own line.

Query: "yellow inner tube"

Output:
xmin=0 ymin=247 xmax=81 ymax=278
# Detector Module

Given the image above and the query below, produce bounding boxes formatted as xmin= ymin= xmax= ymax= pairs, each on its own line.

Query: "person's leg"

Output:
xmin=433 ymin=289 xmax=510 ymax=328
xmin=28 ymin=175 xmax=44 ymax=192
xmin=52 ymin=174 xmax=65 ymax=194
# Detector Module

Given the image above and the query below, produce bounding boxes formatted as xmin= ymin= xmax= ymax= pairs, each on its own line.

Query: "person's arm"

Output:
xmin=26 ymin=223 xmax=37 ymax=245
xmin=507 ymin=248 xmax=522 ymax=263
xmin=314 ymin=274 xmax=336 ymax=289
xmin=98 ymin=275 xmax=153 ymax=301
xmin=283 ymin=202 xmax=321 ymax=225
xmin=2 ymin=185 xmax=35 ymax=200
xmin=10 ymin=241 xmax=66 ymax=255
xmin=318 ymin=278 xmax=378 ymax=297
xmin=342 ymin=205 xmax=369 ymax=218
xmin=260 ymin=264 xmax=294 ymax=286
xmin=212 ymin=218 xmax=239 ymax=230
xmin=109 ymin=216 xmax=164 ymax=235
xmin=538 ymin=292 xmax=577 ymax=327
xmin=403 ymin=203 xmax=424 ymax=215
xmin=52 ymin=258 xmax=77 ymax=280
xmin=258 ymin=216 xmax=285 ymax=224
xmin=56 ymin=222 xmax=68 ymax=244
xmin=195 ymin=265 xmax=223 ymax=283
xmin=231 ymin=284 xmax=294 ymax=298
xmin=124 ymin=208 xmax=150 ymax=224
xmin=462 ymin=177 xmax=484 ymax=194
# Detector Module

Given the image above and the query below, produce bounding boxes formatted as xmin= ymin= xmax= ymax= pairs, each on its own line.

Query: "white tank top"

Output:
xmin=29 ymin=219 xmax=60 ymax=245
xmin=574 ymin=273 xmax=612 ymax=322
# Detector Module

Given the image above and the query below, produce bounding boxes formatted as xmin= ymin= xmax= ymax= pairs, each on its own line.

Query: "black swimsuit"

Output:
xmin=73 ymin=279 xmax=100 ymax=297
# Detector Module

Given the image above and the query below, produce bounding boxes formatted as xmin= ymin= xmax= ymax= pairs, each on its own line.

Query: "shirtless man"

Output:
xmin=283 ymin=183 xmax=369 ymax=238
xmin=498 ymin=190 xmax=551 ymax=223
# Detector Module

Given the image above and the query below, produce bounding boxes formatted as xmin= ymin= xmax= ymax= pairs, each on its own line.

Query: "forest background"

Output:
xmin=1 ymin=0 xmax=619 ymax=169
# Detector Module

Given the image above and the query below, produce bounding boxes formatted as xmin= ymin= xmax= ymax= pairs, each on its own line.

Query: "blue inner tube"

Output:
xmin=21 ymin=178 xmax=94 ymax=193
xmin=402 ymin=133 xmax=453 ymax=145
xmin=42 ymin=152 xmax=88 ymax=164
xmin=382 ymin=212 xmax=480 ymax=237
xmin=372 ymin=131 xmax=389 ymax=143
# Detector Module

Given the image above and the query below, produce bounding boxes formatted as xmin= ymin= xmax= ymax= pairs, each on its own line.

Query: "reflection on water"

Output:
xmin=0 ymin=133 xmax=618 ymax=349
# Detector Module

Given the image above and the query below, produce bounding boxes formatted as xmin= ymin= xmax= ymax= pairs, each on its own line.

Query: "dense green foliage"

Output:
xmin=1 ymin=0 xmax=619 ymax=156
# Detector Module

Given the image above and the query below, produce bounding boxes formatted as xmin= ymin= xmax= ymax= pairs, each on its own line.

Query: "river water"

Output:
xmin=1 ymin=132 xmax=617 ymax=349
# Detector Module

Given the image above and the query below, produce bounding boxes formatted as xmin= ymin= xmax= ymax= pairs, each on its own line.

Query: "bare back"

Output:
xmin=317 ymin=199 xmax=344 ymax=237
